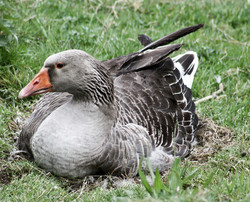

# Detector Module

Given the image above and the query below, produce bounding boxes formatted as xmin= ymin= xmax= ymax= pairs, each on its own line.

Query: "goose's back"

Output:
xmin=113 ymin=57 xmax=198 ymax=157
xmin=114 ymin=68 xmax=176 ymax=146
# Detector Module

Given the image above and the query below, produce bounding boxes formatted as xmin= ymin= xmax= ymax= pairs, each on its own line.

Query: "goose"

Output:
xmin=18 ymin=24 xmax=203 ymax=178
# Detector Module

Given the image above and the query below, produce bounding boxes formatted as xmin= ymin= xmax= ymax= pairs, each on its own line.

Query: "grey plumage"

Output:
xmin=18 ymin=24 xmax=203 ymax=178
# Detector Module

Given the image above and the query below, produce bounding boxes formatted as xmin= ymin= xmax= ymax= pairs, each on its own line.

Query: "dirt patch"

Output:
xmin=0 ymin=167 xmax=12 ymax=185
xmin=59 ymin=175 xmax=141 ymax=193
xmin=189 ymin=118 xmax=234 ymax=163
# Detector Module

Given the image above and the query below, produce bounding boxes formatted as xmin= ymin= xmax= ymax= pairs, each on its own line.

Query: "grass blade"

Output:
xmin=183 ymin=166 xmax=201 ymax=183
xmin=153 ymin=168 xmax=163 ymax=195
xmin=139 ymin=160 xmax=153 ymax=196
xmin=202 ymin=169 xmax=217 ymax=189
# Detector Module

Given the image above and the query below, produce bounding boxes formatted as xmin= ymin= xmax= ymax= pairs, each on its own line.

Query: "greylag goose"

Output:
xmin=18 ymin=24 xmax=203 ymax=178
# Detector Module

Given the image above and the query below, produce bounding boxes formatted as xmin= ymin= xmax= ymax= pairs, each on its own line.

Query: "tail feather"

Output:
xmin=173 ymin=51 xmax=199 ymax=89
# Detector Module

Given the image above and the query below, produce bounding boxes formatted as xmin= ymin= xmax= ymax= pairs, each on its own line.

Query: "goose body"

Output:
xmin=18 ymin=24 xmax=203 ymax=178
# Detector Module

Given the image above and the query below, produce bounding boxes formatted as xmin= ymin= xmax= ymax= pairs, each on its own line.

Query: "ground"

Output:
xmin=0 ymin=0 xmax=249 ymax=201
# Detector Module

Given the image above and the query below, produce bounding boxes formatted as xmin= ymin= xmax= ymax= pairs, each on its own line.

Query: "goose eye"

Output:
xmin=56 ymin=63 xmax=64 ymax=69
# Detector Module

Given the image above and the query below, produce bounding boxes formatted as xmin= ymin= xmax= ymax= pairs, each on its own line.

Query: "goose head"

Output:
xmin=19 ymin=50 xmax=114 ymax=104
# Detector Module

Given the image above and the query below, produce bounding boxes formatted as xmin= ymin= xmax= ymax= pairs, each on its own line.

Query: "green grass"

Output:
xmin=0 ymin=0 xmax=249 ymax=201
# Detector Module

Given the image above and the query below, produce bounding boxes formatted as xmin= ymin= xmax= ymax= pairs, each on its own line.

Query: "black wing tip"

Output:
xmin=138 ymin=34 xmax=153 ymax=47
xmin=193 ymin=23 xmax=205 ymax=29
xmin=139 ymin=24 xmax=204 ymax=53
xmin=196 ymin=23 xmax=205 ymax=27
xmin=174 ymin=43 xmax=184 ymax=52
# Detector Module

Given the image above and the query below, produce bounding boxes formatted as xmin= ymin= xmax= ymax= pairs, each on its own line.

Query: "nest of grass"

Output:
xmin=189 ymin=117 xmax=234 ymax=163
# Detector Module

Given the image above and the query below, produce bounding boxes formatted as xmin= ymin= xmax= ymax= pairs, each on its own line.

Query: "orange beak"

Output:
xmin=18 ymin=67 xmax=53 ymax=99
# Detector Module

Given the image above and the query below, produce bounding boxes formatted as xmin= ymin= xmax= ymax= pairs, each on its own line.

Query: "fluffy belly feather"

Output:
xmin=31 ymin=115 xmax=107 ymax=178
